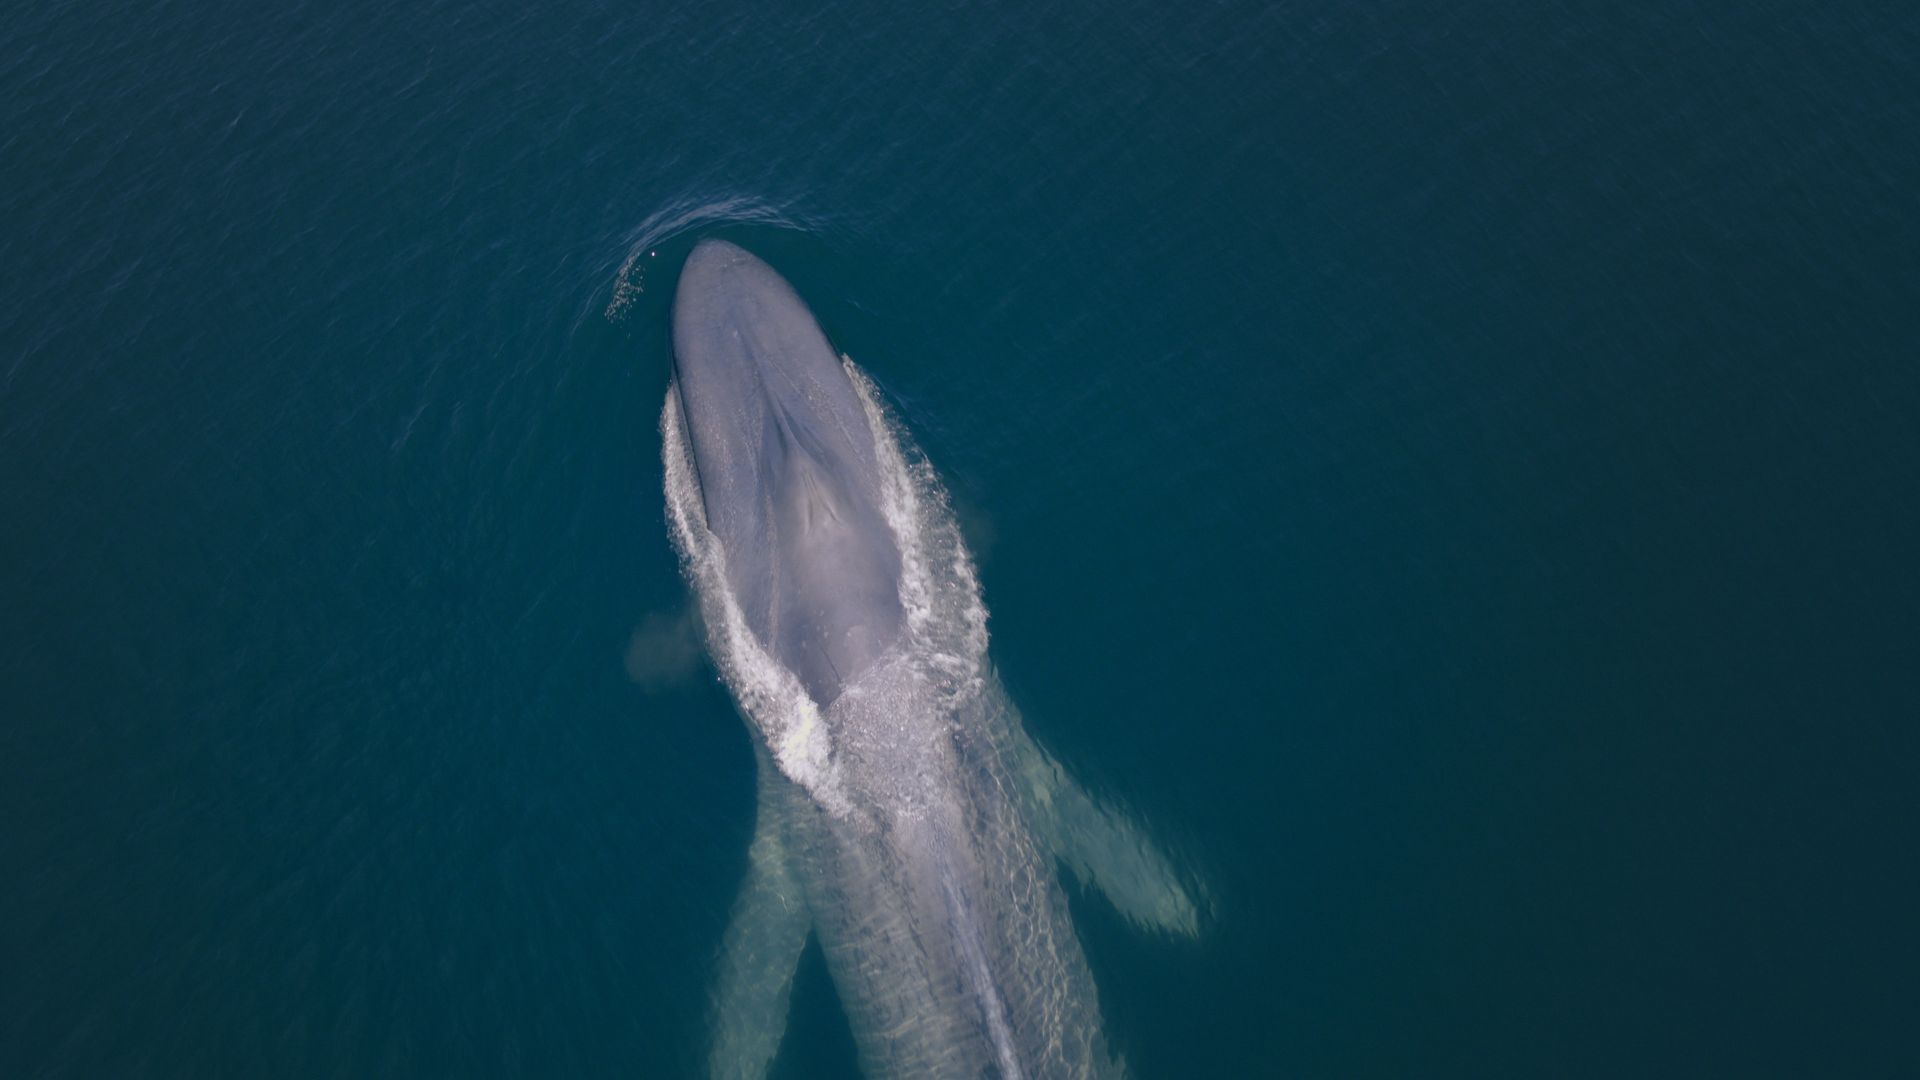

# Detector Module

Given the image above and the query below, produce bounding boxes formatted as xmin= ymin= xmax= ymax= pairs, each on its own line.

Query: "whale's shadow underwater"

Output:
xmin=663 ymin=240 xmax=1202 ymax=1079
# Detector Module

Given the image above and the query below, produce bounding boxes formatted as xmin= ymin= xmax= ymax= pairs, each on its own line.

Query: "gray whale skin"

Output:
xmin=667 ymin=240 xmax=1199 ymax=1079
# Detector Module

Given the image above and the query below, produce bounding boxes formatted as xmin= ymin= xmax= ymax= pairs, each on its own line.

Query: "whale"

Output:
xmin=662 ymin=239 xmax=1200 ymax=1079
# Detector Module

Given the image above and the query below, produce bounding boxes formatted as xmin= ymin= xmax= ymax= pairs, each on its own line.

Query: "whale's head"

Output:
xmin=670 ymin=240 xmax=905 ymax=706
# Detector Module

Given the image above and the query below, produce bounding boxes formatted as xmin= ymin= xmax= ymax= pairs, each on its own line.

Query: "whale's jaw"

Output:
xmin=669 ymin=239 xmax=903 ymax=705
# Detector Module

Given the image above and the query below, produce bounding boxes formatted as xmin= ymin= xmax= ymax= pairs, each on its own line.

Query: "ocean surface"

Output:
xmin=4 ymin=1 xmax=1917 ymax=1076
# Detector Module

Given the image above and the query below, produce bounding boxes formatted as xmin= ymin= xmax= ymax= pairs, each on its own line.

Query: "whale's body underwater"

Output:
xmin=663 ymin=240 xmax=1199 ymax=1079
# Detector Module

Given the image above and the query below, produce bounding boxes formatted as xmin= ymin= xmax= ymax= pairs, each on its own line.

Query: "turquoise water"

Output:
xmin=4 ymin=1 xmax=1917 ymax=1075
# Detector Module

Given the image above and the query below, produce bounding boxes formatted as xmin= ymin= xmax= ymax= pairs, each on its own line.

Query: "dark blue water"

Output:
xmin=5 ymin=1 xmax=1917 ymax=1075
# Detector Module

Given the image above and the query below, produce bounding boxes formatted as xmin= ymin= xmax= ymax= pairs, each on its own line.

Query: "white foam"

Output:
xmin=661 ymin=358 xmax=990 ymax=816
xmin=844 ymin=360 xmax=990 ymax=705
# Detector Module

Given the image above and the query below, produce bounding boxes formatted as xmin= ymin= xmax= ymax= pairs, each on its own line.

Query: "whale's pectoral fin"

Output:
xmin=708 ymin=763 xmax=813 ymax=1080
xmin=1008 ymin=717 xmax=1205 ymax=938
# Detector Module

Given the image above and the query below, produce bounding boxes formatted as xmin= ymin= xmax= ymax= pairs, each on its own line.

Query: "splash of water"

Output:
xmin=602 ymin=195 xmax=816 ymax=322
